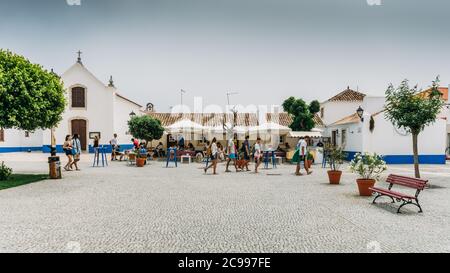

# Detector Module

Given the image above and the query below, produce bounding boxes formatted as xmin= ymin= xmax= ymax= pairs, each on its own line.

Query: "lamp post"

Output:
xmin=227 ymin=92 xmax=239 ymax=106
xmin=356 ymin=106 xmax=365 ymax=122
xmin=129 ymin=111 xmax=137 ymax=119
xmin=180 ymin=89 xmax=187 ymax=106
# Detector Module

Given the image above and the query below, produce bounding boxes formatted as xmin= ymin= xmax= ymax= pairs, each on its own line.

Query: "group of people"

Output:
xmin=110 ymin=134 xmax=154 ymax=161
xmin=63 ymin=134 xmax=82 ymax=171
xmin=202 ymin=136 xmax=314 ymax=176
xmin=62 ymin=132 xmax=315 ymax=177
xmin=203 ymin=136 xmax=266 ymax=175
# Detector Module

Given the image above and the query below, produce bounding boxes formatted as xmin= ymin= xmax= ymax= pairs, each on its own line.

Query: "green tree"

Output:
xmin=128 ymin=115 xmax=164 ymax=146
xmin=385 ymin=78 xmax=444 ymax=178
xmin=282 ymin=97 xmax=317 ymax=131
xmin=309 ymin=100 xmax=321 ymax=115
xmin=0 ymin=50 xmax=66 ymax=131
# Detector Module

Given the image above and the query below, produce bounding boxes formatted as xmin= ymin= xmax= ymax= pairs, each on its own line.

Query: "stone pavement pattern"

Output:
xmin=0 ymin=153 xmax=449 ymax=253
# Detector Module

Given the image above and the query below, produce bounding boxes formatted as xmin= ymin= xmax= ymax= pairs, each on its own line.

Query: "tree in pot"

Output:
xmin=350 ymin=153 xmax=387 ymax=196
xmin=326 ymin=145 xmax=346 ymax=184
xmin=128 ymin=115 xmax=164 ymax=167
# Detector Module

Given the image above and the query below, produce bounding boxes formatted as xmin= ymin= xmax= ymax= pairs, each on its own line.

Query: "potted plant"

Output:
xmin=128 ymin=115 xmax=165 ymax=168
xmin=327 ymin=146 xmax=346 ymax=185
xmin=135 ymin=151 xmax=147 ymax=167
xmin=350 ymin=153 xmax=387 ymax=196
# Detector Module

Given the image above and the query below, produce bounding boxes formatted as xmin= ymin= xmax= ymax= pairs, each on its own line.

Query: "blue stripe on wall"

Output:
xmin=40 ymin=144 xmax=135 ymax=154
xmin=382 ymin=155 xmax=447 ymax=165
xmin=344 ymin=151 xmax=447 ymax=165
xmin=0 ymin=147 xmax=42 ymax=153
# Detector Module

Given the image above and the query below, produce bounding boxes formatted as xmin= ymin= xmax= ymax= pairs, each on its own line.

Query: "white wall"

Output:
xmin=0 ymin=129 xmax=43 ymax=149
xmin=44 ymin=63 xmax=116 ymax=147
xmin=320 ymin=101 xmax=362 ymax=126
xmin=363 ymin=113 xmax=447 ymax=156
xmin=113 ymin=95 xmax=142 ymax=145
xmin=362 ymin=96 xmax=447 ymax=156
xmin=327 ymin=123 xmax=363 ymax=152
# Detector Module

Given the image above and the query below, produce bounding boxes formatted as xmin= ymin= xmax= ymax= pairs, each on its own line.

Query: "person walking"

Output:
xmin=241 ymin=135 xmax=251 ymax=171
xmin=225 ymin=136 xmax=238 ymax=173
xmin=295 ymin=137 xmax=312 ymax=176
xmin=254 ymin=138 xmax=263 ymax=173
xmin=70 ymin=134 xmax=82 ymax=171
xmin=63 ymin=135 xmax=74 ymax=171
xmin=204 ymin=138 xmax=218 ymax=175
xmin=110 ymin=134 xmax=119 ymax=161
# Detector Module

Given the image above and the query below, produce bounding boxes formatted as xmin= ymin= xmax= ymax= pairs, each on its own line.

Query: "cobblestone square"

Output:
xmin=0 ymin=153 xmax=449 ymax=253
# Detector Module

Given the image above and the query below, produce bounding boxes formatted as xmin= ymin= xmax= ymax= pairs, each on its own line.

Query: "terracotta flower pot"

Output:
xmin=357 ymin=179 xmax=376 ymax=196
xmin=136 ymin=157 xmax=146 ymax=167
xmin=327 ymin=170 xmax=342 ymax=185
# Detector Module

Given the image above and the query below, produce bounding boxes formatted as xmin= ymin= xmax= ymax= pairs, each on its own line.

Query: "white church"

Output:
xmin=0 ymin=54 xmax=143 ymax=153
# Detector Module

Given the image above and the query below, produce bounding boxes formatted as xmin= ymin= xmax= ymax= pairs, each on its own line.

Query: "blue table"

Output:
xmin=263 ymin=150 xmax=277 ymax=169
xmin=93 ymin=146 xmax=108 ymax=167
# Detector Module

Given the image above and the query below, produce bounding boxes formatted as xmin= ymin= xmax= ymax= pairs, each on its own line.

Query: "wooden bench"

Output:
xmin=370 ymin=174 xmax=428 ymax=214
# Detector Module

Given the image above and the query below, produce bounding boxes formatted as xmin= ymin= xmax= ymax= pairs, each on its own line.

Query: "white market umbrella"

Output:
xmin=166 ymin=119 xmax=205 ymax=134
xmin=249 ymin=122 xmax=291 ymax=134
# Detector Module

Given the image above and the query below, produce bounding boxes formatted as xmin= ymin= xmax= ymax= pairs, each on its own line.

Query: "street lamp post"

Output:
xmin=181 ymin=89 xmax=187 ymax=106
xmin=227 ymin=92 xmax=239 ymax=106
xmin=356 ymin=106 xmax=365 ymax=122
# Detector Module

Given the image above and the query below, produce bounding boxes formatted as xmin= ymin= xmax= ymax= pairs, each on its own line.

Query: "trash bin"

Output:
xmin=48 ymin=156 xmax=62 ymax=179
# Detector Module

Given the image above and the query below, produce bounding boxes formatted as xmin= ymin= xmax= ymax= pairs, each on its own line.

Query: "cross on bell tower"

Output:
xmin=77 ymin=50 xmax=83 ymax=64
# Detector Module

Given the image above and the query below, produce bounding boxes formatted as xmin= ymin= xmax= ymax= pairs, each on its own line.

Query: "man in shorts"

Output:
xmin=296 ymin=137 xmax=312 ymax=176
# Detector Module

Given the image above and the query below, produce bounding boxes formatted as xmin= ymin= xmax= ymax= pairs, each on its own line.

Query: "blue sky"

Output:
xmin=1 ymin=0 xmax=449 ymax=111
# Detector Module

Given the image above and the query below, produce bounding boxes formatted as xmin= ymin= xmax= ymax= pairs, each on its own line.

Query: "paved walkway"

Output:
xmin=0 ymin=153 xmax=449 ymax=253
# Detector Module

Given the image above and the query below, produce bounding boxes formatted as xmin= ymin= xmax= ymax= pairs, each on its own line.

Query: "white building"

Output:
xmin=323 ymin=88 xmax=449 ymax=164
xmin=0 ymin=56 xmax=142 ymax=153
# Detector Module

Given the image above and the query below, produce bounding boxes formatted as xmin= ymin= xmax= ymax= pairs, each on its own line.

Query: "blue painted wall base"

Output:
xmin=344 ymin=151 xmax=446 ymax=165
xmin=0 ymin=147 xmax=42 ymax=153
xmin=1 ymin=144 xmax=136 ymax=154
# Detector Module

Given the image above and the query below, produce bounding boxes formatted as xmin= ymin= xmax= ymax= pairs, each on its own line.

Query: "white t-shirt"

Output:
xmin=110 ymin=138 xmax=118 ymax=146
xmin=211 ymin=143 xmax=218 ymax=156
xmin=297 ymin=139 xmax=308 ymax=156
xmin=227 ymin=139 xmax=236 ymax=154
xmin=254 ymin=143 xmax=262 ymax=157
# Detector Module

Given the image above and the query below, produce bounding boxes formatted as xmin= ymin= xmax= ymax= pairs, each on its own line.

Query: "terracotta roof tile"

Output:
xmin=329 ymin=113 xmax=360 ymax=126
xmin=147 ymin=112 xmax=325 ymax=128
xmin=328 ymin=87 xmax=366 ymax=102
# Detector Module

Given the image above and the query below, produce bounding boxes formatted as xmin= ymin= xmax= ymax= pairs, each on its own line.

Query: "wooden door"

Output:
xmin=71 ymin=119 xmax=87 ymax=151
xmin=332 ymin=130 xmax=337 ymax=147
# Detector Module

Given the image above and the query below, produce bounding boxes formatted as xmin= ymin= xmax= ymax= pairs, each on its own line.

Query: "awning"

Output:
xmin=288 ymin=131 xmax=322 ymax=138
xmin=249 ymin=122 xmax=292 ymax=134
xmin=166 ymin=119 xmax=205 ymax=134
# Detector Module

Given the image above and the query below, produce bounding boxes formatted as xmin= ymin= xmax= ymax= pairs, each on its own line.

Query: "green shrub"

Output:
xmin=0 ymin=162 xmax=12 ymax=181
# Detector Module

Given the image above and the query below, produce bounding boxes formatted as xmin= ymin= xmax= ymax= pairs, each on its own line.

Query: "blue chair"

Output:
xmin=93 ymin=146 xmax=108 ymax=167
xmin=166 ymin=147 xmax=178 ymax=168
xmin=264 ymin=151 xmax=277 ymax=169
